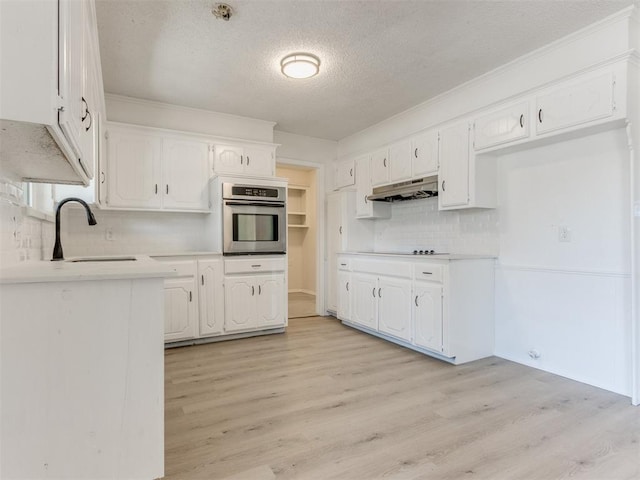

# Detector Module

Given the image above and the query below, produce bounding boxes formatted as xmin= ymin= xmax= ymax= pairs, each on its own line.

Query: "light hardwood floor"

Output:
xmin=164 ymin=317 xmax=640 ymax=480
xmin=288 ymin=292 xmax=316 ymax=319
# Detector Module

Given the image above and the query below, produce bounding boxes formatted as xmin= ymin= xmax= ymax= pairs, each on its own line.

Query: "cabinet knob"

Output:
xmin=538 ymin=109 xmax=543 ymax=123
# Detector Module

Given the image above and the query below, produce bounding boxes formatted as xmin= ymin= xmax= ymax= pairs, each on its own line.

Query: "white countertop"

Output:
xmin=0 ymin=255 xmax=177 ymax=284
xmin=343 ymin=252 xmax=497 ymax=261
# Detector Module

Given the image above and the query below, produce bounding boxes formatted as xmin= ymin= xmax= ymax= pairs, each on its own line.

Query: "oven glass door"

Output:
xmin=223 ymin=202 xmax=286 ymax=254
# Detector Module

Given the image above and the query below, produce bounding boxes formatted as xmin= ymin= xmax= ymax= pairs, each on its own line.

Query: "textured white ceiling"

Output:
xmin=96 ymin=0 xmax=634 ymax=140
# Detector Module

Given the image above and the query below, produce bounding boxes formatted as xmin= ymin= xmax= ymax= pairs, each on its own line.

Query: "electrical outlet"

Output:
xmin=558 ymin=225 xmax=571 ymax=243
xmin=105 ymin=228 xmax=114 ymax=241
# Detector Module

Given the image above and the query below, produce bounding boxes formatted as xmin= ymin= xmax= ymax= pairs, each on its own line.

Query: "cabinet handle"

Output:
xmin=415 ymin=295 xmax=419 ymax=307
xmin=100 ymin=172 xmax=105 ymax=184
xmin=346 ymin=282 xmax=349 ymax=291
xmin=414 ymin=148 xmax=418 ymax=158
xmin=241 ymin=155 xmax=244 ymax=165
xmin=422 ymin=271 xmax=433 ymax=275
xmin=258 ymin=285 xmax=261 ymax=295
xmin=247 ymin=156 xmax=250 ymax=166
xmin=364 ymin=194 xmax=368 ymax=204
xmin=166 ymin=184 xmax=169 ymax=194
xmin=201 ymin=275 xmax=204 ymax=286
xmin=538 ymin=109 xmax=543 ymax=123
xmin=340 ymin=263 xmax=347 ymax=267
xmin=189 ymin=291 xmax=192 ymax=302
xmin=519 ymin=114 xmax=524 ymax=128
xmin=81 ymin=97 xmax=92 ymax=132
xmin=441 ymin=180 xmax=446 ymax=192
xmin=350 ymin=168 xmax=353 ymax=177
xmin=251 ymin=264 xmax=262 ymax=268
xmin=252 ymin=286 xmax=255 ymax=296
xmin=372 ymin=287 xmax=376 ymax=298
xmin=155 ymin=184 xmax=158 ymax=194
xmin=383 ymin=157 xmax=387 ymax=167
xmin=339 ymin=226 xmax=342 ymax=235
xmin=378 ymin=287 xmax=381 ymax=298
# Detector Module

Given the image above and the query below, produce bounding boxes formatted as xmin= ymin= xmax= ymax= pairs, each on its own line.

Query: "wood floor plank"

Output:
xmin=164 ymin=316 xmax=640 ymax=479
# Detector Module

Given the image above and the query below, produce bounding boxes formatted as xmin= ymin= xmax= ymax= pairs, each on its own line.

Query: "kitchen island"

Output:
xmin=0 ymin=256 xmax=174 ymax=479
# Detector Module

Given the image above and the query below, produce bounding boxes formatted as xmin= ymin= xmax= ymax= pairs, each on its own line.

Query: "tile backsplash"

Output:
xmin=373 ymin=197 xmax=499 ymax=255
xmin=0 ymin=180 xmax=54 ymax=266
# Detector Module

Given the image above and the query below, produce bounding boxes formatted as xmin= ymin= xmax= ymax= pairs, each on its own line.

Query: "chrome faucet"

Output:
xmin=51 ymin=197 xmax=97 ymax=261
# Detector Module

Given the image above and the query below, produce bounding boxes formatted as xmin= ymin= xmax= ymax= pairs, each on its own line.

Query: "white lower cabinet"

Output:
xmin=224 ymin=256 xmax=287 ymax=334
xmin=198 ymin=258 xmax=225 ymax=337
xmin=412 ymin=282 xmax=443 ymax=353
xmin=338 ymin=254 xmax=495 ymax=364
xmin=377 ymin=277 xmax=412 ymax=342
xmin=164 ymin=274 xmax=198 ymax=343
xmin=337 ymin=269 xmax=351 ymax=321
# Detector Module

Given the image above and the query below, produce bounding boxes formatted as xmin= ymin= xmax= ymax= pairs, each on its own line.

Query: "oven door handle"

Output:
xmin=224 ymin=201 xmax=285 ymax=207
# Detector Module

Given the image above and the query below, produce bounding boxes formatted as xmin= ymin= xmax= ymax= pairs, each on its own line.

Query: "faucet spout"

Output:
xmin=52 ymin=198 xmax=98 ymax=261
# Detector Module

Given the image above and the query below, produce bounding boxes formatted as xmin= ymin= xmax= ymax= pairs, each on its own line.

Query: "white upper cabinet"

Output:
xmin=161 ymin=138 xmax=211 ymax=211
xmin=411 ymin=129 xmax=439 ymax=177
xmin=334 ymin=158 xmax=355 ymax=189
xmin=370 ymin=148 xmax=390 ymax=187
xmin=214 ymin=144 xmax=275 ymax=177
xmin=0 ymin=0 xmax=103 ymax=185
xmin=355 ymin=155 xmax=391 ymax=219
xmin=388 ymin=139 xmax=412 ymax=183
xmin=105 ymin=124 xmax=211 ymax=211
xmin=473 ymin=101 xmax=529 ymax=151
xmin=438 ymin=122 xmax=471 ymax=209
xmin=535 ymin=69 xmax=615 ymax=135
xmin=106 ymin=128 xmax=163 ymax=209
xmin=439 ymin=120 xmax=496 ymax=211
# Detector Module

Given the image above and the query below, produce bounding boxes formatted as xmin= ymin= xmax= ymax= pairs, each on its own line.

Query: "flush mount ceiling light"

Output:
xmin=212 ymin=3 xmax=233 ymax=21
xmin=280 ymin=53 xmax=320 ymax=79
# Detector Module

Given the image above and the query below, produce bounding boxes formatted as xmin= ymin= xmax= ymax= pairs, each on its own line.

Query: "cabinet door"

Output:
xmin=377 ymin=277 xmax=412 ymax=342
xmin=413 ymin=282 xmax=443 ymax=353
xmin=58 ymin=0 xmax=85 ymax=164
xmin=370 ymin=148 xmax=389 ymax=187
xmin=164 ymin=277 xmax=198 ymax=342
xmin=106 ymin=129 xmax=162 ymax=208
xmin=198 ymin=259 xmax=224 ymax=337
xmin=388 ymin=139 xmax=412 ymax=183
xmin=162 ymin=138 xmax=210 ymax=210
xmin=351 ymin=273 xmax=378 ymax=330
xmin=244 ymin=146 xmax=274 ymax=176
xmin=326 ymin=194 xmax=342 ymax=312
xmin=224 ymin=276 xmax=258 ymax=333
xmin=355 ymin=155 xmax=371 ymax=217
xmin=438 ymin=122 xmax=470 ymax=209
xmin=214 ymin=145 xmax=244 ymax=174
xmin=256 ymin=274 xmax=286 ymax=328
xmin=474 ymin=102 xmax=529 ymax=150
xmin=337 ymin=271 xmax=351 ymax=321
xmin=412 ymin=129 xmax=439 ymax=177
xmin=334 ymin=159 xmax=355 ymax=189
xmin=535 ymin=71 xmax=613 ymax=135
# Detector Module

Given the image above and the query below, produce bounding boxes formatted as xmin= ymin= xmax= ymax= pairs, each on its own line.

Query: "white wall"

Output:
xmin=106 ymin=94 xmax=276 ymax=143
xmin=495 ymin=129 xmax=631 ymax=395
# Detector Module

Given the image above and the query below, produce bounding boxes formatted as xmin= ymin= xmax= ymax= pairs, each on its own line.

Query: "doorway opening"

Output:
xmin=276 ymin=164 xmax=318 ymax=319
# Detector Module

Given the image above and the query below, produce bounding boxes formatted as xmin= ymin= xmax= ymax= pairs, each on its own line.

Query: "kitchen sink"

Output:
xmin=67 ymin=256 xmax=138 ymax=263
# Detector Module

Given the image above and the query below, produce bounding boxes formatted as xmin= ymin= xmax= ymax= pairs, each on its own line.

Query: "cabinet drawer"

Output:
xmin=352 ymin=259 xmax=412 ymax=279
xmin=154 ymin=259 xmax=197 ymax=277
xmin=225 ymin=256 xmax=286 ymax=274
xmin=338 ymin=258 xmax=351 ymax=271
xmin=413 ymin=264 xmax=443 ymax=283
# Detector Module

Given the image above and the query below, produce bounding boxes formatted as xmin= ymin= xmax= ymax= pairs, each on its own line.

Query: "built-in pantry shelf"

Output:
xmin=287 ymin=185 xmax=309 ymax=228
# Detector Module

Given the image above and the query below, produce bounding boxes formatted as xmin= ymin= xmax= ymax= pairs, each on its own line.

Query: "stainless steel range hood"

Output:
xmin=367 ymin=175 xmax=438 ymax=202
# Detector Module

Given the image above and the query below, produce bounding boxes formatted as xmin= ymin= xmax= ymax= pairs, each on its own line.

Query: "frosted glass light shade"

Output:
xmin=281 ymin=53 xmax=320 ymax=79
